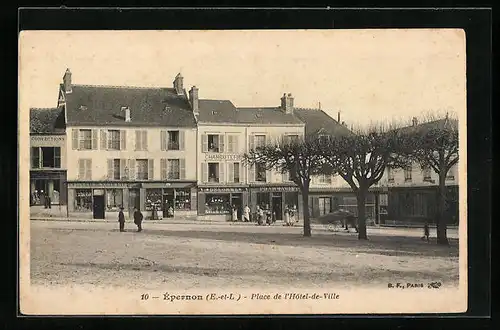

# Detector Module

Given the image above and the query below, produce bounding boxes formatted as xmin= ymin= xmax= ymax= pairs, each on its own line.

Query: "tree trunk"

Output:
xmin=356 ymin=189 xmax=368 ymax=240
xmin=301 ymin=189 xmax=312 ymax=237
xmin=436 ymin=172 xmax=449 ymax=245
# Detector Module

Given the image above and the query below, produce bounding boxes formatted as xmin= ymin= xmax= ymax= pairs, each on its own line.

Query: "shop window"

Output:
xmin=255 ymin=163 xmax=266 ymax=182
xmin=168 ymin=131 xmax=180 ymax=150
xmin=79 ymin=129 xmax=92 ymax=150
xmin=108 ymin=130 xmax=121 ymax=150
xmin=75 ymin=189 xmax=92 ymax=211
xmin=51 ymin=180 xmax=60 ymax=204
xmin=387 ymin=166 xmax=395 ymax=183
xmin=106 ymin=189 xmax=123 ymax=211
xmin=422 ymin=166 xmax=432 ymax=182
xmin=205 ymin=194 xmax=231 ymax=214
xmin=168 ymin=159 xmax=180 ymax=180
xmin=146 ymin=189 xmax=162 ymax=211
xmin=256 ymin=192 xmax=270 ymax=209
xmin=404 ymin=166 xmax=412 ymax=182
xmin=175 ymin=189 xmax=191 ymax=210
xmin=208 ymin=163 xmax=220 ymax=183
xmin=137 ymin=159 xmax=148 ymax=180
xmin=207 ymin=134 xmax=220 ymax=153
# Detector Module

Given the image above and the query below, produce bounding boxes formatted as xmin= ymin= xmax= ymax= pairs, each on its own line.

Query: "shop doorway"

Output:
xmin=93 ymin=195 xmax=105 ymax=219
xmin=163 ymin=189 xmax=175 ymax=218
xmin=129 ymin=189 xmax=140 ymax=214
xmin=231 ymin=193 xmax=243 ymax=220
xmin=272 ymin=194 xmax=283 ymax=220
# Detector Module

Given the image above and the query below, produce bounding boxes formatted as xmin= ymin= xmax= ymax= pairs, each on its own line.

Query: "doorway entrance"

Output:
xmin=163 ymin=189 xmax=175 ymax=218
xmin=129 ymin=189 xmax=140 ymax=214
xmin=231 ymin=193 xmax=243 ymax=220
xmin=92 ymin=189 xmax=105 ymax=219
xmin=272 ymin=193 xmax=283 ymax=220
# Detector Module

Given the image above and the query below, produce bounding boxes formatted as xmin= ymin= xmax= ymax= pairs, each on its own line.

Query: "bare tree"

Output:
xmin=319 ymin=124 xmax=407 ymax=240
xmin=243 ymin=136 xmax=329 ymax=237
xmin=399 ymin=113 xmax=459 ymax=245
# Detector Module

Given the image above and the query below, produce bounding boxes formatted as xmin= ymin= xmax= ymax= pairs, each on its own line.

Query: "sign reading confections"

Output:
xmin=31 ymin=136 xmax=65 ymax=142
xmin=204 ymin=154 xmax=243 ymax=161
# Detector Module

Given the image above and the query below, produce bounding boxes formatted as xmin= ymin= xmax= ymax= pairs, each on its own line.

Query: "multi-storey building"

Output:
xmin=29 ymin=107 xmax=67 ymax=207
xmin=60 ymin=70 xmax=198 ymax=219
xmin=377 ymin=118 xmax=460 ymax=225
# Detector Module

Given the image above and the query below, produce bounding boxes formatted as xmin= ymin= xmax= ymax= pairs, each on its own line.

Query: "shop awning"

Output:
xmin=141 ymin=182 xmax=195 ymax=189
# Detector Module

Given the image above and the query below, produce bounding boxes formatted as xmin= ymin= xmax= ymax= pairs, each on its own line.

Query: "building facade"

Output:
xmin=61 ymin=70 xmax=198 ymax=219
xmin=29 ymin=107 xmax=68 ymax=207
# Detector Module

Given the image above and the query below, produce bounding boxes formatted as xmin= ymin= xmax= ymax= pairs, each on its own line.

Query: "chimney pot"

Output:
xmin=189 ymin=86 xmax=199 ymax=115
xmin=281 ymin=92 xmax=294 ymax=114
xmin=173 ymin=73 xmax=184 ymax=95
xmin=63 ymin=68 xmax=72 ymax=93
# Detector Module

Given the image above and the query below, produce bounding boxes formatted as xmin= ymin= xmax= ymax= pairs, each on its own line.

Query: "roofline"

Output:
xmin=65 ymin=123 xmax=197 ymax=129
xmin=30 ymin=107 xmax=62 ymax=111
xmin=197 ymin=122 xmax=305 ymax=127
xmin=30 ymin=132 xmax=66 ymax=136
xmin=71 ymin=83 xmax=177 ymax=91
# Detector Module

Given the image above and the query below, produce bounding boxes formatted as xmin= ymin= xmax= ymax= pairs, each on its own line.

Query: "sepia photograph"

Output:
xmin=19 ymin=29 xmax=467 ymax=315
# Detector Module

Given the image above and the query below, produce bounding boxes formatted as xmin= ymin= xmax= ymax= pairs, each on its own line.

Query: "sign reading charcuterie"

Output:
xmin=204 ymin=154 xmax=242 ymax=161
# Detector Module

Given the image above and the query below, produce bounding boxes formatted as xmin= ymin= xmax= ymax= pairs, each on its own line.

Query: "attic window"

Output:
xmin=79 ymin=105 xmax=87 ymax=111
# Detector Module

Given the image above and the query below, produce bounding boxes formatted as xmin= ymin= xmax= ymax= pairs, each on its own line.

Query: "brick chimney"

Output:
xmin=63 ymin=68 xmax=72 ymax=93
xmin=337 ymin=111 xmax=341 ymax=122
xmin=412 ymin=117 xmax=418 ymax=126
xmin=122 ymin=106 xmax=131 ymax=122
xmin=173 ymin=73 xmax=184 ymax=95
xmin=281 ymin=93 xmax=294 ymax=114
xmin=189 ymin=86 xmax=199 ymax=115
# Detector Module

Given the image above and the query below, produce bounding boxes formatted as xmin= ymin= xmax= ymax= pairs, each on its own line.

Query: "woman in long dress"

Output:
xmin=243 ymin=205 xmax=250 ymax=222
xmin=232 ymin=205 xmax=238 ymax=221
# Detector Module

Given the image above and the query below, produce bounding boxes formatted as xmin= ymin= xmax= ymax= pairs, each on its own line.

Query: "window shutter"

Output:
xmin=120 ymin=159 xmax=127 ymax=179
xmin=120 ymin=130 xmax=126 ymax=151
xmin=142 ymin=131 xmax=148 ymax=151
xmin=227 ymin=135 xmax=233 ymax=153
xmin=92 ymin=129 xmax=98 ymax=150
xmin=135 ymin=130 xmax=140 ymax=150
xmin=180 ymin=158 xmax=186 ymax=179
xmin=201 ymin=162 xmax=208 ymax=183
xmin=148 ymin=159 xmax=154 ymax=180
xmin=72 ymin=129 xmax=79 ymax=150
xmin=249 ymin=165 xmax=255 ymax=182
xmin=227 ymin=162 xmax=234 ymax=183
xmin=78 ymin=159 xmax=85 ymax=179
xmin=107 ymin=159 xmax=113 ymax=179
xmin=234 ymin=135 xmax=239 ymax=153
xmin=179 ymin=131 xmax=185 ymax=151
xmin=128 ymin=159 xmax=136 ymax=180
xmin=161 ymin=131 xmax=166 ymax=151
xmin=85 ymin=159 xmax=92 ymax=180
xmin=100 ymin=130 xmax=107 ymax=150
xmin=249 ymin=135 xmax=255 ymax=151
xmin=219 ymin=162 xmax=225 ymax=183
xmin=161 ymin=159 xmax=167 ymax=180
xmin=219 ymin=134 xmax=225 ymax=153
xmin=202 ymin=134 xmax=208 ymax=153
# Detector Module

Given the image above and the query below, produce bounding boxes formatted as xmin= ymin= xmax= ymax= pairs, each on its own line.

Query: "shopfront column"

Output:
xmin=140 ymin=188 xmax=146 ymax=211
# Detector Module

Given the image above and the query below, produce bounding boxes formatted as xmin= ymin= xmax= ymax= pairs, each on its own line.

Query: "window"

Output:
xmin=284 ymin=134 xmax=299 ymax=144
xmin=168 ymin=131 xmax=180 ymax=150
xmin=79 ymin=129 xmax=92 ymax=150
xmin=318 ymin=174 xmax=332 ymax=184
xmin=106 ymin=189 xmax=123 ymax=211
xmin=404 ymin=166 xmax=412 ymax=182
xmin=446 ymin=165 xmax=455 ymax=180
xmin=233 ymin=162 xmax=240 ymax=183
xmin=74 ymin=189 xmax=92 ymax=211
xmin=256 ymin=192 xmax=270 ymax=209
xmin=387 ymin=167 xmax=395 ymax=182
xmin=208 ymin=163 xmax=220 ymax=183
xmin=227 ymin=135 xmax=239 ymax=153
xmin=255 ymin=163 xmax=267 ymax=182
xmin=319 ymin=135 xmax=329 ymax=144
xmin=208 ymin=134 xmax=220 ymax=153
xmin=135 ymin=130 xmax=148 ymax=151
xmin=108 ymin=130 xmax=121 ymax=150
xmin=167 ymin=159 xmax=180 ymax=180
xmin=254 ymin=135 xmax=266 ymax=148
xmin=31 ymin=147 xmax=40 ymax=168
xmin=422 ymin=166 xmax=432 ymax=181
xmin=32 ymin=147 xmax=61 ymax=168
xmin=318 ymin=197 xmax=331 ymax=216
xmin=175 ymin=189 xmax=191 ymax=210
xmin=205 ymin=194 xmax=231 ymax=214
xmin=136 ymin=159 xmax=148 ymax=180
xmin=78 ymin=159 xmax=92 ymax=180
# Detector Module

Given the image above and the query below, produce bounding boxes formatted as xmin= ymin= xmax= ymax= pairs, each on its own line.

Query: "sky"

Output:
xmin=19 ymin=29 xmax=466 ymax=126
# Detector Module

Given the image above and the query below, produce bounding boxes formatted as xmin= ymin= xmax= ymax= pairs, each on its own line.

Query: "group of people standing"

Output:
xmin=232 ymin=204 xmax=298 ymax=226
xmin=118 ymin=206 xmax=144 ymax=232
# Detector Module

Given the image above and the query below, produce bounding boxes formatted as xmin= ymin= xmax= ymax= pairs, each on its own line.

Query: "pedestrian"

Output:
xmin=243 ymin=205 xmax=250 ymax=222
xmin=133 ymin=207 xmax=144 ymax=232
xmin=118 ymin=206 xmax=126 ymax=232
xmin=47 ymin=194 xmax=52 ymax=209
xmin=256 ymin=206 xmax=264 ymax=225
xmin=284 ymin=206 xmax=290 ymax=226
xmin=422 ymin=221 xmax=430 ymax=242
xmin=232 ymin=205 xmax=238 ymax=222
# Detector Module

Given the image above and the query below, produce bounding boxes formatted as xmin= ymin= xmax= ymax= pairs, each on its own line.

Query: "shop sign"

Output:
xmin=93 ymin=189 xmax=105 ymax=196
xmin=31 ymin=136 xmax=65 ymax=142
xmin=204 ymin=153 xmax=243 ymax=161
xmin=199 ymin=187 xmax=248 ymax=193
xmin=68 ymin=182 xmax=131 ymax=188
xmin=254 ymin=186 xmax=299 ymax=192
xmin=76 ymin=190 xmax=92 ymax=197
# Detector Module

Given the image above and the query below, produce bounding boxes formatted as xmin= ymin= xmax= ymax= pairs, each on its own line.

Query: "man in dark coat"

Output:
xmin=118 ymin=206 xmax=125 ymax=232
xmin=133 ymin=208 xmax=144 ymax=232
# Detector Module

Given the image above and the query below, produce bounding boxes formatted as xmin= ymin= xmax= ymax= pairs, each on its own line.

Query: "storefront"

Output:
xmin=68 ymin=181 xmax=196 ymax=220
xmin=30 ymin=170 xmax=67 ymax=206
xmin=197 ymin=186 xmax=249 ymax=221
xmin=249 ymin=184 xmax=301 ymax=221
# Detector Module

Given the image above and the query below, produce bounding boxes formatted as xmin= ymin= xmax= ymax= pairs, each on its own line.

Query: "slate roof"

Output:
xmin=64 ymin=84 xmax=197 ymax=128
xmin=198 ymin=99 xmax=304 ymax=125
xmin=30 ymin=107 xmax=65 ymax=134
xmin=397 ymin=118 xmax=459 ymax=134
xmin=293 ymin=108 xmax=352 ymax=137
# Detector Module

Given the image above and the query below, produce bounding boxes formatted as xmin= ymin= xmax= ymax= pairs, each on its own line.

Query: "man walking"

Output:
xmin=133 ymin=207 xmax=144 ymax=232
xmin=118 ymin=206 xmax=126 ymax=232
